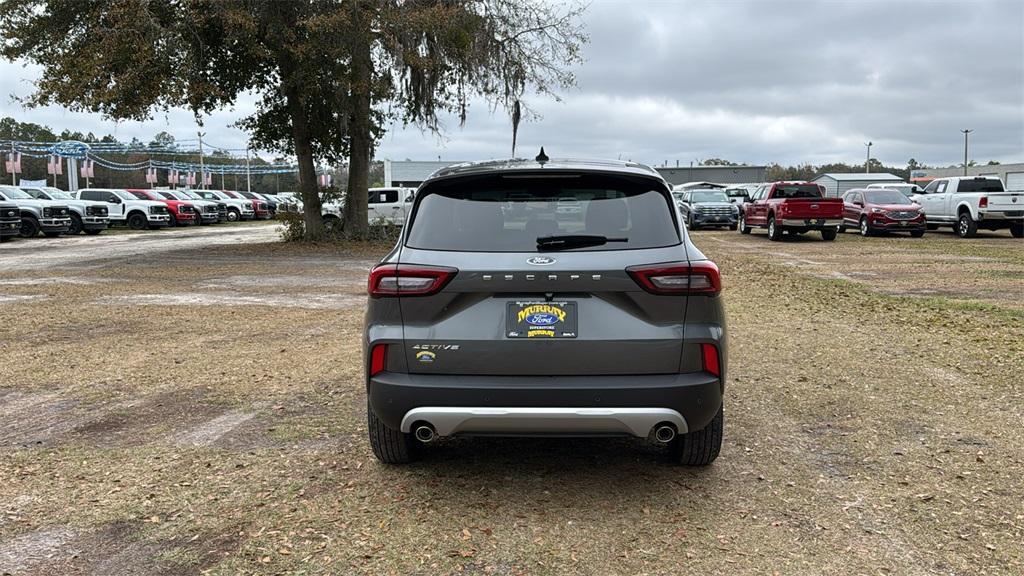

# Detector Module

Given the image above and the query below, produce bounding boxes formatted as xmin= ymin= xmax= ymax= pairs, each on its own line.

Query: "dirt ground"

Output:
xmin=1 ymin=224 xmax=1022 ymax=575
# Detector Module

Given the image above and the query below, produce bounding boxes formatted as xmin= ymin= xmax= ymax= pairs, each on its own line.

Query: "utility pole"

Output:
xmin=197 ymin=131 xmax=206 ymax=190
xmin=864 ymin=142 xmax=873 ymax=173
xmin=245 ymin=147 xmax=251 ymax=193
xmin=961 ymin=129 xmax=973 ymax=176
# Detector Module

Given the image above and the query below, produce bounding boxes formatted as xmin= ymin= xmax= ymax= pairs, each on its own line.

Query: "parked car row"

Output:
xmin=0 ymin=185 xmax=294 ymax=241
xmin=678 ymin=176 xmax=1022 ymax=241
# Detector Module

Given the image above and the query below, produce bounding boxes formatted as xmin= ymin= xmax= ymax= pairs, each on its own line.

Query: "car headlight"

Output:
xmin=871 ymin=207 xmax=885 ymax=214
xmin=43 ymin=207 xmax=53 ymax=217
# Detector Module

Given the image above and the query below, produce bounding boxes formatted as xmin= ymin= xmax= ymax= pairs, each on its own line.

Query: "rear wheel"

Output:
xmin=767 ymin=217 xmax=782 ymax=241
xmin=957 ymin=212 xmax=977 ymax=238
xmin=368 ymin=404 xmax=417 ymax=464
xmin=671 ymin=404 xmax=723 ymax=466
xmin=227 ymin=208 xmax=240 ymax=222
xmin=738 ymin=213 xmax=751 ymax=234
xmin=1010 ymin=223 xmax=1023 ymax=238
xmin=821 ymin=227 xmax=837 ymax=241
xmin=167 ymin=212 xmax=178 ymax=227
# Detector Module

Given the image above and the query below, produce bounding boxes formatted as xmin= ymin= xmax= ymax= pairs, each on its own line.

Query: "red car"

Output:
xmin=738 ymin=181 xmax=844 ymax=241
xmin=840 ymin=188 xmax=926 ymax=237
xmin=128 ymin=189 xmax=199 ymax=227
xmin=221 ymin=190 xmax=271 ymax=219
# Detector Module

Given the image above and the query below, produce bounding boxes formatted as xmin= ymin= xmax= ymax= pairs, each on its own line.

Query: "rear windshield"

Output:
xmin=773 ymin=184 xmax=822 ymax=199
xmin=406 ymin=174 xmax=679 ymax=252
xmin=864 ymin=190 xmax=913 ymax=205
xmin=957 ymin=179 xmax=1004 ymax=193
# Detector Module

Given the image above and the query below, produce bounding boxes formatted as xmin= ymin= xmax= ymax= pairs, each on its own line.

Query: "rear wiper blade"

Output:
xmin=536 ymin=234 xmax=628 ymax=251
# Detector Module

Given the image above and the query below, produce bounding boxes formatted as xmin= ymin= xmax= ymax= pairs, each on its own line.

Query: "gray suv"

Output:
xmin=365 ymin=157 xmax=726 ymax=466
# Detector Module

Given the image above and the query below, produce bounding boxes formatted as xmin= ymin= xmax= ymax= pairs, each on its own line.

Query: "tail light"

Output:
xmin=368 ymin=264 xmax=458 ymax=297
xmin=627 ymin=261 xmax=721 ymax=295
xmin=979 ymin=196 xmax=988 ymax=208
xmin=370 ymin=344 xmax=387 ymax=376
xmin=701 ymin=343 xmax=720 ymax=377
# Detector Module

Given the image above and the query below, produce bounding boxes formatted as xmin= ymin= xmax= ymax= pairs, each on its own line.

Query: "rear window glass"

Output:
xmin=956 ymin=179 xmax=1004 ymax=193
xmin=405 ymin=174 xmax=679 ymax=252
xmin=773 ymin=184 xmax=822 ymax=198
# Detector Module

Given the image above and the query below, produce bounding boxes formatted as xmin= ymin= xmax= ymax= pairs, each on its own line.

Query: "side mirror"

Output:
xmin=854 ymin=201 xmax=863 ymax=207
xmin=743 ymin=196 xmax=752 ymax=203
xmin=107 ymin=196 xmax=120 ymax=203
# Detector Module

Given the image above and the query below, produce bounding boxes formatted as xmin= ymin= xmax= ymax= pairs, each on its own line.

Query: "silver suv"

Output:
xmin=364 ymin=156 xmax=726 ymax=465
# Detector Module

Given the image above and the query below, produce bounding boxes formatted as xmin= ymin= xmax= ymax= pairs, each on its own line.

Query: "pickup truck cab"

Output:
xmin=0 ymin=202 xmax=20 ymax=242
xmin=75 ymin=188 xmax=171 ymax=230
xmin=21 ymin=186 xmax=109 ymax=235
xmin=0 ymin=185 xmax=73 ymax=237
xmin=738 ymin=181 xmax=842 ymax=241
xmin=913 ymin=176 xmax=1023 ymax=238
xmin=368 ymin=187 xmax=415 ymax=225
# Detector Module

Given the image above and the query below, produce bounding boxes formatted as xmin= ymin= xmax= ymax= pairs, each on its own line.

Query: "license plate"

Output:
xmin=507 ymin=301 xmax=577 ymax=338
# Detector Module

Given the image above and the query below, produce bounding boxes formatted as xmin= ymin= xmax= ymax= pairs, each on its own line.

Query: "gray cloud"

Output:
xmin=2 ymin=0 xmax=1022 ymax=169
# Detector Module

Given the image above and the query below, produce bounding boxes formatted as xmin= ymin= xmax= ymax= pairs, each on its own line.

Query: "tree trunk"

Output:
xmin=285 ymin=88 xmax=324 ymax=239
xmin=344 ymin=3 xmax=372 ymax=239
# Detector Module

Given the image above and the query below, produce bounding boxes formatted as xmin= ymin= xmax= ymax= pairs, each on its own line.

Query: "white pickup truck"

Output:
xmin=913 ymin=176 xmax=1023 ymax=238
xmin=321 ymin=187 xmax=415 ymax=229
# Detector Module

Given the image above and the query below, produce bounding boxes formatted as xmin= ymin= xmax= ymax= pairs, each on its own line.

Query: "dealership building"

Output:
xmin=910 ymin=162 xmax=1024 ymax=189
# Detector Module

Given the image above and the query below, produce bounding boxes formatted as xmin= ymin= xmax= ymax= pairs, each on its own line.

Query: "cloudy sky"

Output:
xmin=2 ymin=0 xmax=1022 ymax=168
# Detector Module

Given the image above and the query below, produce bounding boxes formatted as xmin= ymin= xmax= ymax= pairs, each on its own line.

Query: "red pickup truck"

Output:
xmin=738 ymin=181 xmax=843 ymax=241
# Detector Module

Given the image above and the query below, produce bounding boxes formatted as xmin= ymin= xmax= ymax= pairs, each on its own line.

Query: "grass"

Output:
xmin=0 ymin=229 xmax=1021 ymax=575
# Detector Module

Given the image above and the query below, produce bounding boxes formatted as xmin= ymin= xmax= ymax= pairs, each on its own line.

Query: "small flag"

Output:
xmin=318 ymin=173 xmax=332 ymax=187
xmin=79 ymin=159 xmax=94 ymax=179
xmin=5 ymin=152 xmax=22 ymax=174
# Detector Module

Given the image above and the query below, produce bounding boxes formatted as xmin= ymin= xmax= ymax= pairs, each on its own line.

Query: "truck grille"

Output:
xmin=43 ymin=206 xmax=70 ymax=218
xmin=3 ymin=207 xmax=18 ymax=219
xmin=150 ymin=205 xmax=168 ymax=215
xmin=887 ymin=210 xmax=919 ymax=220
xmin=204 ymin=205 xmax=218 ymax=214
xmin=86 ymin=205 xmax=108 ymax=216
xmin=216 ymin=204 xmax=227 ymax=214
xmin=181 ymin=205 xmax=195 ymax=213
xmin=700 ymin=206 xmax=734 ymax=216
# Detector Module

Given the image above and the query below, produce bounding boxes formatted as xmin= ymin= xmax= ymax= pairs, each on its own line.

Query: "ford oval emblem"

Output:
xmin=527 ymin=256 xmax=556 ymax=266
xmin=525 ymin=313 xmax=559 ymax=326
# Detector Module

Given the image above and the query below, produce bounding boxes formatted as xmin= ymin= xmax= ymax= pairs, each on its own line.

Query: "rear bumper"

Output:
xmin=781 ymin=218 xmax=842 ymax=227
xmin=978 ymin=210 xmax=1023 ymax=221
xmin=368 ymin=372 xmax=722 ymax=436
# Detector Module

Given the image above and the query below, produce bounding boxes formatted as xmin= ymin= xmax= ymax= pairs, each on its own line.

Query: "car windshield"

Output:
xmin=113 ymin=190 xmax=136 ymax=201
xmin=45 ymin=189 xmax=73 ymax=200
xmin=864 ymin=190 xmax=913 ymax=205
xmin=130 ymin=191 xmax=150 ymax=200
xmin=957 ymin=179 xmax=1004 ymax=193
xmin=1 ymin=187 xmax=33 ymax=199
xmin=182 ymin=192 xmax=201 ymax=200
xmin=406 ymin=174 xmax=679 ymax=252
xmin=774 ymin=184 xmax=822 ymax=198
xmin=690 ymin=191 xmax=729 ymax=203
xmin=159 ymin=192 xmax=176 ymax=200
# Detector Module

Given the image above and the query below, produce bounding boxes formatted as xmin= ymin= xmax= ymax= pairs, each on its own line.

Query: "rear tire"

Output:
xmin=957 ymin=212 xmax=977 ymax=238
xmin=767 ymin=217 xmax=782 ymax=241
xmin=368 ymin=404 xmax=417 ymax=464
xmin=821 ymin=228 xmax=837 ymax=241
xmin=1010 ymin=223 xmax=1023 ymax=238
xmin=671 ymin=404 xmax=723 ymax=466
xmin=738 ymin=213 xmax=751 ymax=234
xmin=167 ymin=212 xmax=178 ymax=227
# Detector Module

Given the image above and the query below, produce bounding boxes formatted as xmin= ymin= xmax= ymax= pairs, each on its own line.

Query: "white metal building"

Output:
xmin=812 ymin=173 xmax=904 ymax=198
xmin=911 ymin=162 xmax=1024 ymax=190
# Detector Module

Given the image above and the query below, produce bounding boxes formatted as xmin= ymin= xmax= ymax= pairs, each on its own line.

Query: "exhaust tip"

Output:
xmin=653 ymin=424 xmax=676 ymax=443
xmin=414 ymin=424 xmax=436 ymax=443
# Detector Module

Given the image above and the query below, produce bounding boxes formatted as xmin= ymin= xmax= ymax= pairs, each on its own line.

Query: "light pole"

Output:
xmin=197 ymin=131 xmax=206 ymax=189
xmin=864 ymin=141 xmax=873 ymax=173
xmin=961 ymin=129 xmax=973 ymax=176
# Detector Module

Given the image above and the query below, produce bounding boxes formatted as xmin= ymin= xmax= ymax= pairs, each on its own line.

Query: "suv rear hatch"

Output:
xmin=386 ymin=170 xmax=705 ymax=376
